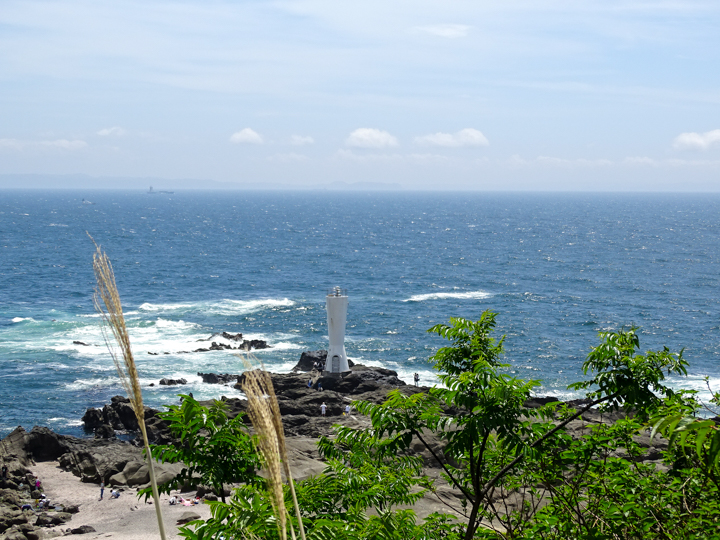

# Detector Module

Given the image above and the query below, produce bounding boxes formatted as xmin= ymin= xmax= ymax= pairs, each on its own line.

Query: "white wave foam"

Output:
xmin=138 ymin=302 xmax=195 ymax=312
xmin=65 ymin=377 xmax=123 ymax=391
xmin=11 ymin=317 xmax=35 ymax=323
xmin=404 ymin=291 xmax=492 ymax=302
xmin=154 ymin=318 xmax=200 ymax=330
xmin=47 ymin=417 xmax=84 ymax=427
xmin=137 ymin=298 xmax=295 ymax=316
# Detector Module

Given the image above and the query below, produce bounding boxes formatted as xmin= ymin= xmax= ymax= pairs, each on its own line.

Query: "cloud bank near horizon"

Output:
xmin=1 ymin=1 xmax=719 ymax=189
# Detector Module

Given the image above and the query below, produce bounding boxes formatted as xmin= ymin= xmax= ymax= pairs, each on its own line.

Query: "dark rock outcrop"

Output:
xmin=198 ymin=372 xmax=240 ymax=385
xmin=159 ymin=378 xmax=187 ymax=386
xmin=293 ymin=350 xmax=327 ymax=372
xmin=153 ymin=332 xmax=270 ymax=355
xmin=70 ymin=525 xmax=96 ymax=534
xmin=81 ymin=396 xmax=166 ymax=439
xmin=292 ymin=350 xmax=355 ymax=372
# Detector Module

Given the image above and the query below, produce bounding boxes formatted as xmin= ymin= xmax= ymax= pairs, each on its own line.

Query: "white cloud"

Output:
xmin=97 ymin=126 xmax=126 ymax=137
xmin=42 ymin=139 xmax=88 ymax=149
xmin=414 ymin=24 xmax=470 ymax=38
xmin=290 ymin=135 xmax=314 ymax=146
xmin=230 ymin=128 xmax=264 ymax=144
xmin=624 ymin=156 xmax=658 ymax=166
xmin=0 ymin=138 xmax=87 ymax=150
xmin=346 ymin=128 xmax=398 ymax=148
xmin=0 ymin=139 xmax=24 ymax=150
xmin=414 ymin=128 xmax=489 ymax=147
xmin=673 ymin=129 xmax=720 ymax=150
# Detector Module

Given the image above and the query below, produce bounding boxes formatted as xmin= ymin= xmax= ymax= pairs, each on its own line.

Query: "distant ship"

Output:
xmin=148 ymin=186 xmax=174 ymax=194
xmin=81 ymin=198 xmax=95 ymax=205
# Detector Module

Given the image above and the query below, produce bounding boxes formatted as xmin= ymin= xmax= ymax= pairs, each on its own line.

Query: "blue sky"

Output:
xmin=1 ymin=0 xmax=719 ymax=190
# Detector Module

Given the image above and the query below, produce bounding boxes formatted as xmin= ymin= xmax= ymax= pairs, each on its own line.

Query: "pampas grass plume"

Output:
xmin=91 ymin=238 xmax=167 ymax=540
xmin=241 ymin=357 xmax=306 ymax=540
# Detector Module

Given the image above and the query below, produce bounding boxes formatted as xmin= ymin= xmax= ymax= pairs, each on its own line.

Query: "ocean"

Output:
xmin=2 ymin=190 xmax=719 ymax=438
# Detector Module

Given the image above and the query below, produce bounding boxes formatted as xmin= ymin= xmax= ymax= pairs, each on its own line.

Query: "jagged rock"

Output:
xmin=200 ymin=332 xmax=244 ymax=342
xmin=80 ymin=409 xmax=103 ymax=431
xmin=0 ymin=490 xmax=23 ymax=509
xmin=121 ymin=462 xmax=148 ymax=487
xmin=525 ymin=396 xmax=561 ymax=408
xmin=18 ymin=523 xmax=40 ymax=540
xmin=244 ymin=339 xmax=270 ymax=350
xmin=109 ymin=460 xmax=183 ymax=488
xmin=70 ymin=525 xmax=96 ymax=534
xmin=198 ymin=373 xmax=240 ymax=385
xmin=3 ymin=531 xmax=29 ymax=540
xmin=101 ymin=405 xmax=123 ymax=431
xmin=94 ymin=425 xmax=115 ymax=439
xmin=35 ymin=512 xmax=71 ymax=527
xmin=177 ymin=511 xmax=201 ymax=524
xmin=159 ymin=378 xmax=187 ymax=386
xmin=72 ymin=341 xmax=89 ymax=346
xmin=81 ymin=396 xmax=161 ymax=437
xmin=292 ymin=350 xmax=355 ymax=372
xmin=0 ymin=506 xmax=28 ymax=533
xmin=292 ymin=350 xmax=327 ymax=372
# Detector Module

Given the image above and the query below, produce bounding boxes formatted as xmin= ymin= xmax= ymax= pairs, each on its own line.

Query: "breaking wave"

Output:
xmin=404 ymin=291 xmax=492 ymax=302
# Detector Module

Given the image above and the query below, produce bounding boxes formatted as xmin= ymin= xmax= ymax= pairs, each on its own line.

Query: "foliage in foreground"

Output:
xmin=140 ymin=396 xmax=261 ymax=503
xmin=165 ymin=312 xmax=720 ymax=539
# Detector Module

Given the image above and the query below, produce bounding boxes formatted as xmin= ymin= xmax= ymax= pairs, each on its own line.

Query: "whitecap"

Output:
xmin=403 ymin=291 xmax=492 ymax=302
xmin=11 ymin=317 xmax=35 ymax=323
xmin=138 ymin=302 xmax=195 ymax=312
xmin=65 ymin=377 xmax=123 ymax=391
xmin=137 ymin=298 xmax=295 ymax=316
xmin=153 ymin=318 xmax=200 ymax=330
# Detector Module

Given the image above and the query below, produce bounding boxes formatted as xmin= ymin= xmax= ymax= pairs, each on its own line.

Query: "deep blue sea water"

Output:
xmin=2 ymin=190 xmax=720 ymax=438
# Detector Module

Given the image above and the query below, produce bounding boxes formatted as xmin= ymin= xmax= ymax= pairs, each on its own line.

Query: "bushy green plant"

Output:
xmin=140 ymin=395 xmax=261 ymax=503
xmin=163 ymin=312 xmax=720 ymax=540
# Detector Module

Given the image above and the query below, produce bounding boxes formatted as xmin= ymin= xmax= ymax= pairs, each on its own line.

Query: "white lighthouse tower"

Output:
xmin=324 ymin=287 xmax=351 ymax=376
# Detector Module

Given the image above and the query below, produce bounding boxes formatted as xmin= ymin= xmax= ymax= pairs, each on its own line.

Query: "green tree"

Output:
xmin=329 ymin=314 xmax=689 ymax=539
xmin=142 ymin=395 xmax=260 ymax=503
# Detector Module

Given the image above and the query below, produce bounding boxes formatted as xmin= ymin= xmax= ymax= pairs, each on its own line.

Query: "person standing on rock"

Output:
xmin=344 ymin=404 xmax=351 ymax=416
xmin=414 ymin=372 xmax=420 ymax=386
xmin=320 ymin=402 xmax=327 ymax=416
xmin=99 ymin=480 xmax=105 ymax=500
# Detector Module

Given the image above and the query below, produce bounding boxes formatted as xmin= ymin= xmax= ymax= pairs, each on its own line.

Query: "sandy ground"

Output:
xmin=31 ymin=462 xmax=212 ymax=540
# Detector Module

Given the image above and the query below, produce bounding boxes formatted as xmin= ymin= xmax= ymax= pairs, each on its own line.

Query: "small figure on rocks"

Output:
xmin=307 ymin=378 xmax=313 ymax=388
xmin=320 ymin=402 xmax=327 ymax=416
xmin=111 ymin=489 xmax=120 ymax=499
xmin=344 ymin=404 xmax=351 ymax=416
xmin=1 ymin=464 xmax=7 ymax=479
xmin=99 ymin=480 xmax=105 ymax=500
xmin=317 ymin=382 xmax=323 ymax=391
xmin=414 ymin=372 xmax=420 ymax=386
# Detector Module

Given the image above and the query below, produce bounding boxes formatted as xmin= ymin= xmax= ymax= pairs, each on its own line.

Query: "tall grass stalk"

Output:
xmin=241 ymin=359 xmax=306 ymax=540
xmin=91 ymin=240 xmax=167 ymax=540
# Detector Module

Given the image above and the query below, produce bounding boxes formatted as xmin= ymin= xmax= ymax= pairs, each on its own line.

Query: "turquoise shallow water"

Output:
xmin=2 ymin=190 xmax=720 ymax=437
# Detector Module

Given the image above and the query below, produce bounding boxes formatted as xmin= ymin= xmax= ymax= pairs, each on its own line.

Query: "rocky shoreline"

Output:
xmin=0 ymin=350 xmax=669 ymax=539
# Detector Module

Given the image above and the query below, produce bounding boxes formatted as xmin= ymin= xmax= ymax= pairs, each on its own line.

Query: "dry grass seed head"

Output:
xmin=92 ymin=244 xmax=144 ymax=417
xmin=242 ymin=367 xmax=287 ymax=538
